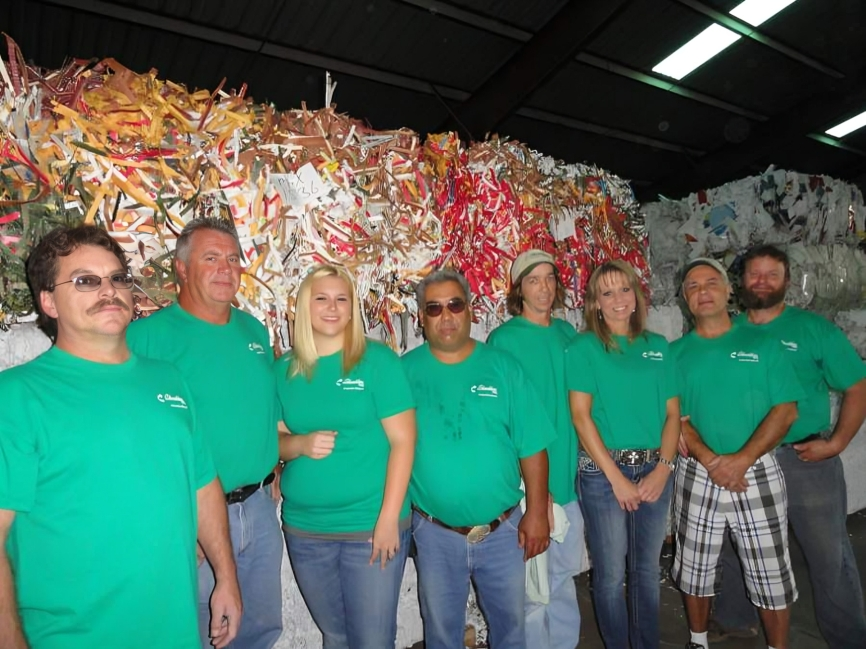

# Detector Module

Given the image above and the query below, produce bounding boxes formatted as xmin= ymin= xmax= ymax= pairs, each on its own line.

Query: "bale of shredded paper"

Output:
xmin=0 ymin=36 xmax=649 ymax=344
xmin=643 ymin=166 xmax=866 ymax=309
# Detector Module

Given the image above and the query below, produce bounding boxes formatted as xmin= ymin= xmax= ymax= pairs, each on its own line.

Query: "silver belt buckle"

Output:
xmin=623 ymin=450 xmax=643 ymax=465
xmin=466 ymin=524 xmax=491 ymax=544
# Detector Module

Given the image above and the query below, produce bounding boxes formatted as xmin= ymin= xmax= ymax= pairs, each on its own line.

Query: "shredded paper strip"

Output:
xmin=0 ymin=37 xmax=649 ymax=345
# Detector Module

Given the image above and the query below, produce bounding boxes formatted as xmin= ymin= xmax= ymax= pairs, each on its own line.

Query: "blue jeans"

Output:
xmin=578 ymin=456 xmax=672 ymax=649
xmin=284 ymin=527 xmax=410 ymax=649
xmin=525 ymin=500 xmax=584 ymax=649
xmin=198 ymin=488 xmax=283 ymax=649
xmin=714 ymin=446 xmax=866 ymax=648
xmin=413 ymin=508 xmax=526 ymax=649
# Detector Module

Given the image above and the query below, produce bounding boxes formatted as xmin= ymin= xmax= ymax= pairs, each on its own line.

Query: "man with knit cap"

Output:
xmin=488 ymin=250 xmax=583 ymax=649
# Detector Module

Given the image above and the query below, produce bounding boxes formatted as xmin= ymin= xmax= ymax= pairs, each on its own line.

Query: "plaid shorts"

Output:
xmin=671 ymin=454 xmax=797 ymax=609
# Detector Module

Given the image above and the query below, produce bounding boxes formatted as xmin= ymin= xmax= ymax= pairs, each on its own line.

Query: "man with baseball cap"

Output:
xmin=671 ymin=257 xmax=804 ymax=649
xmin=708 ymin=244 xmax=866 ymax=647
xmin=487 ymin=250 xmax=583 ymax=649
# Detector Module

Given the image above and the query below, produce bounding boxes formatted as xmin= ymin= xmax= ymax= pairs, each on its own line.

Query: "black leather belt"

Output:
xmin=226 ymin=472 xmax=275 ymax=505
xmin=413 ymin=505 xmax=518 ymax=544
xmin=778 ymin=432 xmax=824 ymax=449
xmin=609 ymin=448 xmax=660 ymax=466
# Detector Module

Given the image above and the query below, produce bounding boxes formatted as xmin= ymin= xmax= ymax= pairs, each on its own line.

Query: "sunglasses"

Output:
xmin=424 ymin=298 xmax=467 ymax=317
xmin=52 ymin=273 xmax=135 ymax=292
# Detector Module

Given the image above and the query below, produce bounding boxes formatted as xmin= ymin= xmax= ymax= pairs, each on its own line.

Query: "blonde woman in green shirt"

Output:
xmin=274 ymin=264 xmax=416 ymax=649
xmin=566 ymin=260 xmax=680 ymax=649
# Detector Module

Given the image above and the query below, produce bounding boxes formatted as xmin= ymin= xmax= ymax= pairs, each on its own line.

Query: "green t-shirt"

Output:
xmin=128 ymin=303 xmax=279 ymax=492
xmin=402 ymin=342 xmax=557 ymax=527
xmin=274 ymin=342 xmax=415 ymax=533
xmin=0 ymin=347 xmax=214 ymax=649
xmin=736 ymin=307 xmax=866 ymax=443
xmin=565 ymin=331 xmax=677 ymax=450
xmin=487 ymin=316 xmax=577 ymax=504
xmin=671 ymin=323 xmax=805 ymax=455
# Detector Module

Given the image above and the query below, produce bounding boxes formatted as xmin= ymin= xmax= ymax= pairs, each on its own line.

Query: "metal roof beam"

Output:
xmin=672 ymin=0 xmax=844 ymax=79
xmin=397 ymin=0 xmax=764 ymax=121
xmin=648 ymin=69 xmax=866 ymax=198
xmin=436 ymin=0 xmax=633 ymax=139
xmin=808 ymin=133 xmax=866 ymax=158
xmin=396 ymin=0 xmax=531 ymax=42
xmin=575 ymin=53 xmax=767 ymax=121
xmin=34 ymin=0 xmax=694 ymax=155
xmin=515 ymin=107 xmax=706 ymax=156
xmin=37 ymin=0 xmax=471 ymax=100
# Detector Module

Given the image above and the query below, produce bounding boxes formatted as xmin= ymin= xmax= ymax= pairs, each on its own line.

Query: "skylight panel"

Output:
xmin=826 ymin=111 xmax=866 ymax=139
xmin=652 ymin=0 xmax=799 ymax=80
xmin=730 ymin=0 xmax=799 ymax=27
xmin=652 ymin=24 xmax=740 ymax=81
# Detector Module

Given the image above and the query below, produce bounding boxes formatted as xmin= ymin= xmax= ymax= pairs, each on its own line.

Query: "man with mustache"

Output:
xmin=0 ymin=225 xmax=240 ymax=649
xmin=709 ymin=245 xmax=866 ymax=648
xmin=128 ymin=218 xmax=283 ymax=649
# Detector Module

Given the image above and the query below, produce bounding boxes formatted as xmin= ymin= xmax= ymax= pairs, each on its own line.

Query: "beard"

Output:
xmin=740 ymin=285 xmax=786 ymax=310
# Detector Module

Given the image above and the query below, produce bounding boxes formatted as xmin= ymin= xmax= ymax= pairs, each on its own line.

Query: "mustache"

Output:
xmin=86 ymin=298 xmax=131 ymax=315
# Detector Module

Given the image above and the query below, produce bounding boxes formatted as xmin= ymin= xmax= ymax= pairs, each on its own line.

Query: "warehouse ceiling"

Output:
xmin=3 ymin=0 xmax=866 ymax=201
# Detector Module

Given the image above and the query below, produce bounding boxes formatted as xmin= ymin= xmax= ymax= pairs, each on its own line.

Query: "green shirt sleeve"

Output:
xmin=819 ymin=323 xmax=866 ymax=392
xmin=565 ymin=335 xmax=597 ymax=395
xmin=671 ymin=339 xmax=689 ymax=415
xmin=182 ymin=376 xmax=217 ymax=490
xmin=0 ymin=377 xmax=38 ymax=512
xmin=272 ymin=354 xmax=292 ymax=422
xmin=662 ymin=339 xmax=678 ymax=402
xmin=370 ymin=344 xmax=416 ymax=420
xmin=508 ymin=359 xmax=557 ymax=458
xmin=125 ymin=317 xmax=152 ymax=356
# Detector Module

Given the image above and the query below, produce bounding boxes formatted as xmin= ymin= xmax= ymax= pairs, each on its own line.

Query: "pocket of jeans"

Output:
xmin=411 ymin=511 xmax=428 ymax=533
xmin=578 ymin=453 xmax=601 ymax=474
xmin=502 ymin=507 xmax=523 ymax=533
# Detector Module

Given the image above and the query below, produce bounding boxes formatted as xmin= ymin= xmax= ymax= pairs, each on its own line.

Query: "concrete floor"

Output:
xmin=577 ymin=510 xmax=866 ymax=649
xmin=410 ymin=510 xmax=866 ymax=648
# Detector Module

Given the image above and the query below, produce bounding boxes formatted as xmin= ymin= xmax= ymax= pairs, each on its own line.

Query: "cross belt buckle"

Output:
xmin=623 ymin=450 xmax=643 ymax=465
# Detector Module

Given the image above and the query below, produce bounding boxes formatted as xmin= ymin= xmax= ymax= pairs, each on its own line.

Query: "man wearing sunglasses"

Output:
xmin=127 ymin=217 xmax=283 ymax=649
xmin=487 ymin=250 xmax=583 ymax=649
xmin=403 ymin=268 xmax=556 ymax=649
xmin=0 ymin=225 xmax=239 ymax=649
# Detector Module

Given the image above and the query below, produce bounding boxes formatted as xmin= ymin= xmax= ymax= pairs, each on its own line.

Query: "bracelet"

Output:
xmin=659 ymin=457 xmax=677 ymax=472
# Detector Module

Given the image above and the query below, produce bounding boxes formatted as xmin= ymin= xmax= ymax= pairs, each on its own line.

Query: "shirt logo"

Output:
xmin=642 ymin=351 xmax=664 ymax=361
xmin=337 ymin=378 xmax=365 ymax=391
xmin=781 ymin=340 xmax=798 ymax=352
xmin=157 ymin=393 xmax=189 ymax=409
xmin=248 ymin=342 xmax=266 ymax=354
xmin=471 ymin=384 xmax=499 ymax=398
xmin=730 ymin=351 xmax=759 ymax=363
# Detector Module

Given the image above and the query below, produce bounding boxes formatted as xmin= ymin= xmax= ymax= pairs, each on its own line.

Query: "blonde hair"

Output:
xmin=583 ymin=260 xmax=647 ymax=352
xmin=291 ymin=265 xmax=366 ymax=379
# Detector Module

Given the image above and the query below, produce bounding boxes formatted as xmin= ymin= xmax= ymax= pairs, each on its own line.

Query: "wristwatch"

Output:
xmin=659 ymin=456 xmax=677 ymax=472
